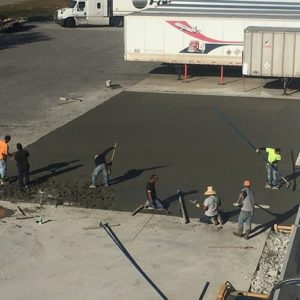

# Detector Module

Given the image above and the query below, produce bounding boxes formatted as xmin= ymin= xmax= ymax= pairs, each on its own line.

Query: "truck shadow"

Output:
xmin=264 ymin=78 xmax=300 ymax=95
xmin=0 ymin=26 xmax=50 ymax=50
xmin=150 ymin=63 xmax=242 ymax=78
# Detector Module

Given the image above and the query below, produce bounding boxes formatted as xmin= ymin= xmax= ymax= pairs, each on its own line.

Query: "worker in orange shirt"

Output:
xmin=0 ymin=135 xmax=11 ymax=185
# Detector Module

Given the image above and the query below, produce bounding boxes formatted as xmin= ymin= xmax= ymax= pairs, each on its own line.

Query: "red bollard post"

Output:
xmin=184 ymin=64 xmax=188 ymax=83
xmin=219 ymin=65 xmax=224 ymax=85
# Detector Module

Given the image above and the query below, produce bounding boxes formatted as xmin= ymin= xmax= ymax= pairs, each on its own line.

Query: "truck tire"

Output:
xmin=112 ymin=17 xmax=123 ymax=27
xmin=65 ymin=18 xmax=76 ymax=28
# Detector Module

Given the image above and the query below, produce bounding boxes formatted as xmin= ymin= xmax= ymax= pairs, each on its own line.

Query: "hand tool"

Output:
xmin=214 ymin=106 xmax=290 ymax=188
xmin=108 ymin=142 xmax=118 ymax=174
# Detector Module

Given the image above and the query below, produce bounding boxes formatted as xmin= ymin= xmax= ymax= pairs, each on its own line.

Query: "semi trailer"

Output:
xmin=55 ymin=0 xmax=160 ymax=28
xmin=124 ymin=0 xmax=300 ymax=66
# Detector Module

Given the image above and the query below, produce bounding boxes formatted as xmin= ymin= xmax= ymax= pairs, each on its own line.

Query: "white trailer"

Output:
xmin=243 ymin=26 xmax=300 ymax=77
xmin=124 ymin=1 xmax=300 ymax=66
xmin=55 ymin=0 xmax=159 ymax=28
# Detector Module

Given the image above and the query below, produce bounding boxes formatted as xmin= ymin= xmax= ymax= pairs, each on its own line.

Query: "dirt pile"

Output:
xmin=0 ymin=206 xmax=15 ymax=218
xmin=0 ymin=178 xmax=116 ymax=210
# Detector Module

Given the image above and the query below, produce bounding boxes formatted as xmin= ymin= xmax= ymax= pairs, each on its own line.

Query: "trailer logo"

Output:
xmin=167 ymin=20 xmax=242 ymax=54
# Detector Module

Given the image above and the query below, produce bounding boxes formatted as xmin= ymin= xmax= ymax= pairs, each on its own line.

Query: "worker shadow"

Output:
xmin=285 ymin=149 xmax=298 ymax=192
xmin=29 ymin=160 xmax=81 ymax=176
xmin=249 ymin=204 xmax=299 ymax=239
xmin=221 ymin=208 xmax=241 ymax=225
xmin=162 ymin=189 xmax=198 ymax=210
xmin=109 ymin=165 xmax=167 ymax=186
xmin=26 ymin=160 xmax=83 ymax=185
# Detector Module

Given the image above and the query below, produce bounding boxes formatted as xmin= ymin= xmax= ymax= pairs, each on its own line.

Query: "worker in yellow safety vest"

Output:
xmin=256 ymin=147 xmax=281 ymax=189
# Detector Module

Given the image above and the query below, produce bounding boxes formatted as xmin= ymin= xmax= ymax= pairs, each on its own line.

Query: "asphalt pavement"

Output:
xmin=15 ymin=91 xmax=300 ymax=227
xmin=0 ymin=23 xmax=158 ymax=145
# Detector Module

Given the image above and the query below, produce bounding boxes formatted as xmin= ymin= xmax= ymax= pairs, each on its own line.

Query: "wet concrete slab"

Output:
xmin=4 ymin=92 xmax=300 ymax=227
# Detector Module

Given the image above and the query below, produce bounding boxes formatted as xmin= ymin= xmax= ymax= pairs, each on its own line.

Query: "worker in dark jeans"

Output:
xmin=256 ymin=147 xmax=281 ymax=189
xmin=145 ymin=174 xmax=164 ymax=209
xmin=89 ymin=145 xmax=116 ymax=188
xmin=233 ymin=179 xmax=255 ymax=240
xmin=14 ymin=143 xmax=30 ymax=189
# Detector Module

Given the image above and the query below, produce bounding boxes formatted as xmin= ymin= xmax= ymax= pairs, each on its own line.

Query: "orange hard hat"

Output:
xmin=243 ymin=180 xmax=251 ymax=187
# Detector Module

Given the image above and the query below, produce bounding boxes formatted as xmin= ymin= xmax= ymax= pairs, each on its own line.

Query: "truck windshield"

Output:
xmin=69 ymin=0 xmax=77 ymax=8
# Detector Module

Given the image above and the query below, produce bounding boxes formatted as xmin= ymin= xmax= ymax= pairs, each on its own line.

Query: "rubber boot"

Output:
xmin=211 ymin=217 xmax=219 ymax=226
xmin=244 ymin=230 xmax=250 ymax=240
xmin=233 ymin=227 xmax=243 ymax=237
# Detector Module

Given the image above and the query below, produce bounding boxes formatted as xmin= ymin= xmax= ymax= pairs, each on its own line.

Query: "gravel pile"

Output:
xmin=250 ymin=230 xmax=290 ymax=294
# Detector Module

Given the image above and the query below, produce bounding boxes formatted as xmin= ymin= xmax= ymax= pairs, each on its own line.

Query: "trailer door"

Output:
xmin=88 ymin=0 xmax=109 ymax=25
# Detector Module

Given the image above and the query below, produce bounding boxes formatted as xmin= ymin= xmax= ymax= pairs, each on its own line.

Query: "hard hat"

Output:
xmin=243 ymin=180 xmax=251 ymax=187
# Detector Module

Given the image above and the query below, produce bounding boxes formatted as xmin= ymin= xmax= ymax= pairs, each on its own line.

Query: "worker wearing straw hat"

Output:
xmin=197 ymin=186 xmax=222 ymax=226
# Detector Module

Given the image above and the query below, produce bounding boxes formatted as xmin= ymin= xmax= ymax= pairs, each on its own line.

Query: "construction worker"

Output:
xmin=14 ymin=143 xmax=30 ymax=189
xmin=145 ymin=174 xmax=164 ymax=209
xmin=197 ymin=186 xmax=222 ymax=226
xmin=233 ymin=179 xmax=255 ymax=240
xmin=89 ymin=145 xmax=116 ymax=188
xmin=0 ymin=135 xmax=11 ymax=186
xmin=256 ymin=147 xmax=281 ymax=189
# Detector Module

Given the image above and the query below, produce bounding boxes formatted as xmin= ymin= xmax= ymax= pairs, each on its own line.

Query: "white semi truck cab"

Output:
xmin=55 ymin=0 xmax=160 ymax=27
